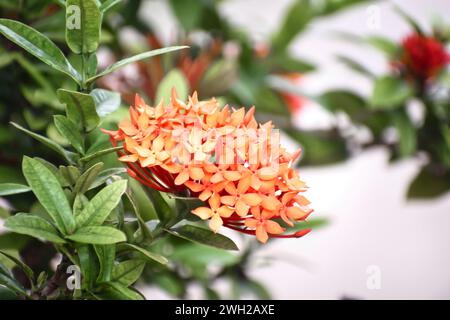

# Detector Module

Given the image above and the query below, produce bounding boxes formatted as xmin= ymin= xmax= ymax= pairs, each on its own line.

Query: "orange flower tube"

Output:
xmin=103 ymin=90 xmax=312 ymax=243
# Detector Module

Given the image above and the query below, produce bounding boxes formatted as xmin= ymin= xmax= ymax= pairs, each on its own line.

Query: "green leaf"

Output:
xmin=74 ymin=162 xmax=104 ymax=194
xmin=59 ymin=165 xmax=80 ymax=186
xmin=392 ymin=110 xmax=416 ymax=157
xmin=0 ymin=19 xmax=81 ymax=83
xmin=0 ymin=251 xmax=34 ymax=285
xmin=79 ymin=146 xmax=123 ymax=163
xmin=366 ymin=36 xmax=399 ymax=57
xmin=100 ymin=282 xmax=144 ymax=300
xmin=317 ymin=90 xmax=366 ymax=119
xmin=0 ymin=183 xmax=31 ymax=196
xmin=57 ymin=89 xmax=100 ymax=132
xmin=0 ymin=270 xmax=27 ymax=296
xmin=394 ymin=5 xmax=423 ymax=34
xmin=66 ymin=226 xmax=126 ymax=244
xmin=22 ymin=157 xmax=76 ymax=235
xmin=65 ymin=0 xmax=102 ymax=54
xmin=88 ymin=167 xmax=127 ymax=190
xmin=156 ymin=69 xmax=189 ymax=104
xmin=53 ymin=115 xmax=85 ymax=154
xmin=100 ymin=0 xmax=122 ymax=13
xmin=77 ymin=245 xmax=99 ymax=289
xmin=94 ymin=244 xmax=115 ymax=283
xmin=111 ymin=260 xmax=145 ymax=287
xmin=407 ymin=166 xmax=450 ymax=199
xmin=4 ymin=213 xmax=66 ymax=244
xmin=73 ymin=193 xmax=89 ymax=217
xmin=120 ymin=243 xmax=168 ymax=265
xmin=90 ymin=89 xmax=121 ymax=117
xmin=168 ymin=0 xmax=203 ymax=31
xmin=370 ymin=76 xmax=413 ymax=109
xmin=75 ymin=180 xmax=127 ymax=227
xmin=146 ymin=188 xmax=173 ymax=225
xmin=87 ymin=46 xmax=188 ymax=84
xmin=337 ymin=55 xmax=374 ymax=78
xmin=10 ymin=122 xmax=78 ymax=164
xmin=167 ymin=224 xmax=238 ymax=251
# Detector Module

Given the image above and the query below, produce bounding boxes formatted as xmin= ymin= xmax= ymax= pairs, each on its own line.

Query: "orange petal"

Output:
xmin=242 ymin=193 xmax=262 ymax=206
xmin=217 ymin=206 xmax=234 ymax=218
xmin=258 ymin=166 xmax=278 ymax=180
xmin=209 ymin=213 xmax=223 ymax=233
xmin=220 ymin=195 xmax=236 ymax=206
xmin=261 ymin=196 xmax=281 ymax=211
xmin=265 ymin=220 xmax=285 ymax=235
xmin=208 ymin=192 xmax=221 ymax=210
xmin=192 ymin=207 xmax=213 ymax=220
xmin=244 ymin=218 xmax=258 ymax=229
xmin=189 ymin=166 xmax=204 ymax=180
xmin=185 ymin=181 xmax=204 ymax=192
xmin=199 ymin=189 xmax=212 ymax=201
xmin=235 ymin=199 xmax=249 ymax=217
xmin=237 ymin=174 xmax=251 ymax=193
xmin=223 ymin=171 xmax=241 ymax=182
xmin=141 ymin=155 xmax=156 ymax=167
xmin=210 ymin=172 xmax=224 ymax=184
xmin=255 ymin=225 xmax=268 ymax=243
xmin=174 ymin=169 xmax=189 ymax=185
xmin=119 ymin=154 xmax=138 ymax=162
xmin=286 ymin=206 xmax=308 ymax=220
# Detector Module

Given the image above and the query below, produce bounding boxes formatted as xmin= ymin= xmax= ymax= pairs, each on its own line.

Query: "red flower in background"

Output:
xmin=400 ymin=33 xmax=449 ymax=80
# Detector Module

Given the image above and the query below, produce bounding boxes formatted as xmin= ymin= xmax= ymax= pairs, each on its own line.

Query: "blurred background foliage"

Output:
xmin=0 ymin=0 xmax=448 ymax=299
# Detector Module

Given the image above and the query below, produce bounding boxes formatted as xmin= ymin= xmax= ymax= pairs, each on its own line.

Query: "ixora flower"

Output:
xmin=103 ymin=91 xmax=313 ymax=243
xmin=399 ymin=33 xmax=449 ymax=80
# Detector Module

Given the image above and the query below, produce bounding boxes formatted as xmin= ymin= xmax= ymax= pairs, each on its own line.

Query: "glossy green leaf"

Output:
xmin=22 ymin=157 xmax=76 ymax=235
xmin=53 ymin=115 xmax=85 ymax=154
xmin=167 ymin=224 xmax=238 ymax=251
xmin=100 ymin=282 xmax=144 ymax=300
xmin=78 ymin=245 xmax=99 ymax=289
xmin=88 ymin=167 xmax=127 ymax=190
xmin=111 ymin=260 xmax=145 ymax=287
xmin=371 ymin=76 xmax=413 ymax=109
xmin=146 ymin=189 xmax=173 ymax=225
xmin=10 ymin=122 xmax=78 ymax=164
xmin=65 ymin=0 xmax=102 ymax=54
xmin=79 ymin=146 xmax=123 ymax=163
xmin=90 ymin=89 xmax=121 ymax=117
xmin=317 ymin=90 xmax=366 ymax=119
xmin=100 ymin=0 xmax=122 ymax=13
xmin=59 ymin=165 xmax=80 ymax=186
xmin=94 ymin=244 xmax=115 ymax=283
xmin=73 ymin=193 xmax=89 ymax=217
xmin=74 ymin=162 xmax=104 ymax=194
xmin=120 ymin=243 xmax=168 ymax=265
xmin=67 ymin=226 xmax=126 ymax=244
xmin=57 ymin=89 xmax=100 ymax=132
xmin=75 ymin=180 xmax=127 ymax=227
xmin=392 ymin=110 xmax=416 ymax=157
xmin=0 ymin=183 xmax=31 ymax=196
xmin=0 ymin=19 xmax=81 ymax=83
xmin=4 ymin=213 xmax=66 ymax=244
xmin=156 ymin=69 xmax=189 ymax=104
xmin=87 ymin=46 xmax=188 ymax=83
xmin=0 ymin=271 xmax=27 ymax=296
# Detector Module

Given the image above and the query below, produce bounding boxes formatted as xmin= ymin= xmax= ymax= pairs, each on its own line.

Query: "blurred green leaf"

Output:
xmin=168 ymin=0 xmax=203 ymax=31
xmin=366 ymin=36 xmax=399 ymax=57
xmin=4 ymin=213 xmax=66 ymax=244
xmin=112 ymin=260 xmax=145 ymax=287
xmin=0 ymin=183 xmax=31 ymax=196
xmin=370 ymin=76 xmax=413 ymax=109
xmin=407 ymin=166 xmax=450 ymax=199
xmin=94 ymin=244 xmax=115 ymax=283
xmin=156 ymin=69 xmax=189 ymax=104
xmin=120 ymin=243 xmax=168 ymax=265
xmin=317 ymin=90 xmax=366 ymax=119
xmin=100 ymin=0 xmax=123 ymax=13
xmin=78 ymin=244 xmax=99 ymax=289
xmin=80 ymin=146 xmax=123 ymax=163
xmin=99 ymin=282 xmax=144 ymax=300
xmin=74 ymin=162 xmax=104 ymax=194
xmin=337 ymin=55 xmax=374 ymax=77
xmin=392 ymin=110 xmax=416 ymax=157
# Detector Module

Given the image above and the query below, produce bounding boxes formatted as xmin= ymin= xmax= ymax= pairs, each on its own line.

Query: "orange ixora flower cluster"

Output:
xmin=103 ymin=91 xmax=312 ymax=243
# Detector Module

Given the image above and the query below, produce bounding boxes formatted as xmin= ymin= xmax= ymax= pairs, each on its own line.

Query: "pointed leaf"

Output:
xmin=120 ymin=243 xmax=168 ymax=265
xmin=53 ymin=115 xmax=85 ymax=154
xmin=77 ymin=245 xmax=99 ymax=289
xmin=94 ymin=244 xmax=115 ymax=283
xmin=0 ymin=183 xmax=31 ymax=196
xmin=371 ymin=76 xmax=413 ymax=109
xmin=0 ymin=19 xmax=80 ymax=83
xmin=74 ymin=162 xmax=104 ymax=194
xmin=4 ymin=213 xmax=66 ymax=244
xmin=0 ymin=251 xmax=34 ymax=285
xmin=90 ymin=89 xmax=121 ymax=117
xmin=88 ymin=167 xmax=127 ymax=190
xmin=75 ymin=180 xmax=127 ymax=227
xmin=57 ymin=89 xmax=100 ymax=132
xmin=65 ymin=0 xmax=102 ymax=54
xmin=156 ymin=69 xmax=188 ymax=104
xmin=11 ymin=122 xmax=78 ymax=164
xmin=66 ymin=226 xmax=126 ymax=244
xmin=22 ymin=157 xmax=75 ymax=235
xmin=100 ymin=0 xmax=122 ymax=13
xmin=167 ymin=224 xmax=238 ymax=251
xmin=100 ymin=282 xmax=144 ymax=300
xmin=111 ymin=260 xmax=145 ymax=287
xmin=86 ymin=46 xmax=188 ymax=83
xmin=80 ymin=146 xmax=123 ymax=163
